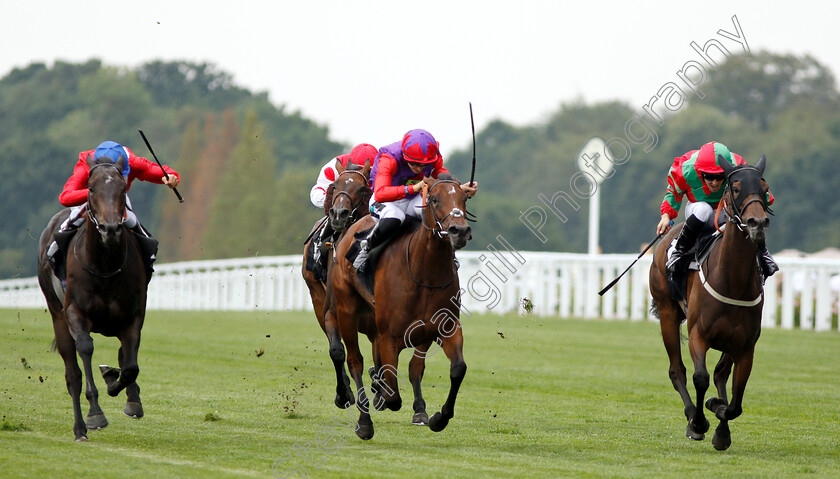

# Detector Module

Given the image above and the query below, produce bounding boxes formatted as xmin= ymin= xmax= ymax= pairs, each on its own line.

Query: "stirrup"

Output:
xmin=353 ymin=241 xmax=369 ymax=271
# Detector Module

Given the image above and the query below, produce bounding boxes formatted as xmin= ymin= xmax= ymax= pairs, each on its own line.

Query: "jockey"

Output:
xmin=353 ymin=129 xmax=477 ymax=271
xmin=656 ymin=141 xmax=778 ymax=278
xmin=309 ymin=143 xmax=378 ymax=266
xmin=310 ymin=143 xmax=378 ymax=209
xmin=47 ymin=141 xmax=180 ymax=277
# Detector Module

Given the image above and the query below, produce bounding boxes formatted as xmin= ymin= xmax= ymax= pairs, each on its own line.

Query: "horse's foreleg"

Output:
xmin=376 ymin=334 xmax=403 ymax=412
xmin=106 ymin=323 xmax=141 ymax=398
xmin=340 ymin=324 xmax=374 ymax=440
xmin=429 ymin=329 xmax=466 ymax=433
xmin=324 ymin=309 xmax=354 ymax=409
xmin=708 ymin=349 xmax=754 ymax=451
xmin=118 ymin=345 xmax=144 ymax=418
xmin=53 ymin=316 xmax=90 ymax=441
xmin=368 ymin=336 xmax=388 ymax=411
xmin=658 ymin=304 xmax=697 ymax=431
xmin=704 ymin=352 xmax=733 ymax=418
xmin=687 ymin=329 xmax=711 ymax=439
xmin=409 ymin=342 xmax=431 ymax=426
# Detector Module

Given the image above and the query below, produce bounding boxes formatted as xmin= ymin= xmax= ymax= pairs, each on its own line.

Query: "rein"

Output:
xmin=404 ymin=179 xmax=461 ymax=289
xmin=73 ymin=227 xmax=129 ymax=278
xmin=703 ymin=165 xmax=766 ymax=307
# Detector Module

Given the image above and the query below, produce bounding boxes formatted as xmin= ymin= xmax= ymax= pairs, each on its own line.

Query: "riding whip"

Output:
xmin=469 ymin=102 xmax=476 ymax=187
xmin=598 ymin=221 xmax=672 ymax=296
xmin=138 ymin=129 xmax=184 ymax=203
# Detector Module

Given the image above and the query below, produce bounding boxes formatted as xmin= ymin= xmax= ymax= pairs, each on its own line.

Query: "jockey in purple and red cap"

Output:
xmin=352 ymin=129 xmax=477 ymax=271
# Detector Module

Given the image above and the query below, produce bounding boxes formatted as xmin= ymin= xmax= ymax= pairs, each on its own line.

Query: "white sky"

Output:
xmin=2 ymin=1 xmax=838 ymax=152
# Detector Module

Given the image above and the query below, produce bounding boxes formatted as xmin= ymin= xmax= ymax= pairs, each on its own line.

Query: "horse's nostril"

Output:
xmin=762 ymin=218 xmax=770 ymax=228
xmin=339 ymin=210 xmax=349 ymax=220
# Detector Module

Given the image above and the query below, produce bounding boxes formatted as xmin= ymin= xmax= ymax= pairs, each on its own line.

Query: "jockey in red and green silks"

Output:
xmin=656 ymin=141 xmax=778 ymax=277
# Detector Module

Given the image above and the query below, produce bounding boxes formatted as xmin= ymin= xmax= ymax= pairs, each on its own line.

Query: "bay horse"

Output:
xmin=326 ymin=177 xmax=472 ymax=440
xmin=302 ymin=160 xmax=371 ymax=409
xmin=649 ymin=155 xmax=771 ymax=451
xmin=37 ymin=155 xmax=149 ymax=441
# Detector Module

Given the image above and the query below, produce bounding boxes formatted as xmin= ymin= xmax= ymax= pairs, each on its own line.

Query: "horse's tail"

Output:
xmin=50 ymin=338 xmax=57 ymax=353
xmin=649 ymin=300 xmax=660 ymax=320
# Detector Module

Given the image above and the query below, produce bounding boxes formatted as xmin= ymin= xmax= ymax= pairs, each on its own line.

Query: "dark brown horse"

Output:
xmin=326 ymin=177 xmax=472 ymax=439
xmin=37 ymin=155 xmax=148 ymax=441
xmin=302 ymin=160 xmax=370 ymax=408
xmin=650 ymin=155 xmax=771 ymax=451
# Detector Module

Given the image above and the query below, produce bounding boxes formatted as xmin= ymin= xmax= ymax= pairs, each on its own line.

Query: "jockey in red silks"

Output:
xmin=47 ymin=141 xmax=180 ymax=277
xmin=353 ymin=129 xmax=477 ymax=271
xmin=309 ymin=143 xmax=378 ymax=267
xmin=310 ymin=143 xmax=378 ymax=209
xmin=656 ymin=141 xmax=777 ymax=278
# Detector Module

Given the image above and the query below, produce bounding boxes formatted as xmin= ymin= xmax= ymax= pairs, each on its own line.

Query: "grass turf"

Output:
xmin=1 ymin=308 xmax=839 ymax=478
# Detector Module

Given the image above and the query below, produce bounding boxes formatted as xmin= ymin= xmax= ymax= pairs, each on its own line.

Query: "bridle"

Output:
xmin=331 ymin=169 xmax=370 ymax=225
xmin=78 ymin=162 xmax=128 ymax=278
xmin=405 ymin=179 xmax=466 ymax=289
xmin=721 ymin=166 xmax=773 ymax=232
xmin=419 ymin=179 xmax=467 ymax=239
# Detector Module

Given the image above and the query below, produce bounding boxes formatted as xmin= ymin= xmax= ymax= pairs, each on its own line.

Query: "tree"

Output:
xmin=698 ymin=52 xmax=840 ymax=129
xmin=202 ymin=111 xmax=277 ymax=258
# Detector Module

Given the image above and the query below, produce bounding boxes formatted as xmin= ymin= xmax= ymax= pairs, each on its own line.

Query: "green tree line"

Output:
xmin=1 ymin=52 xmax=838 ymax=279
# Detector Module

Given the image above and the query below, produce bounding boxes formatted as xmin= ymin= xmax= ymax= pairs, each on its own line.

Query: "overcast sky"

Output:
xmin=3 ymin=1 xmax=838 ymax=153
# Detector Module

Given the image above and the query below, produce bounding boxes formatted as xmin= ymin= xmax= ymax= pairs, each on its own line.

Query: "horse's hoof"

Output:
xmin=124 ymin=402 xmax=144 ymax=418
xmin=685 ymin=422 xmax=705 ymax=441
xmin=712 ymin=424 xmax=732 ymax=451
xmin=412 ymin=412 xmax=429 ymax=426
xmin=428 ymin=412 xmax=450 ymax=432
xmin=356 ymin=422 xmax=374 ymax=440
xmin=335 ymin=395 xmax=353 ymax=409
xmin=75 ymin=435 xmax=89 ymax=442
xmin=100 ymin=365 xmax=120 ymax=381
xmin=85 ymin=414 xmax=108 ymax=430
xmin=384 ymin=397 xmax=402 ymax=412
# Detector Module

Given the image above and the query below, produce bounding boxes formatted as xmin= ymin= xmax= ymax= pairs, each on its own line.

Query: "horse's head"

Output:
xmin=85 ymin=154 xmax=127 ymax=246
xmin=329 ymin=160 xmax=371 ymax=232
xmin=719 ymin=154 xmax=771 ymax=244
xmin=422 ymin=177 xmax=472 ymax=250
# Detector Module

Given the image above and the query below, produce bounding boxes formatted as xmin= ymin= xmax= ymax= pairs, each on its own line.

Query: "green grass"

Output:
xmin=1 ymin=308 xmax=839 ymax=478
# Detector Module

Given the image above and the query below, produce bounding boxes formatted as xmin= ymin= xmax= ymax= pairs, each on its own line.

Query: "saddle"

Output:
xmin=345 ymin=217 xmax=420 ymax=295
xmin=666 ymin=226 xmax=723 ymax=302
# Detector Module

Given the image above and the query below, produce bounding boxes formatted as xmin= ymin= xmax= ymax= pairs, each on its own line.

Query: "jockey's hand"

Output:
xmin=656 ymin=214 xmax=672 ymax=235
xmin=162 ymin=175 xmax=180 ymax=189
xmin=460 ymin=181 xmax=477 ymax=198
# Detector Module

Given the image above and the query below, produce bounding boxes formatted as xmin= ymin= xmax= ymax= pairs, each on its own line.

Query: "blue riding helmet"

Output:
xmin=93 ymin=141 xmax=131 ymax=177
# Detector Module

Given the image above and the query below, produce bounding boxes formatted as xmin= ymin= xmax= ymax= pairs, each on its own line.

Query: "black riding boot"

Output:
xmin=129 ymin=223 xmax=159 ymax=278
xmin=758 ymin=245 xmax=779 ymax=278
xmin=353 ymin=218 xmax=401 ymax=272
xmin=666 ymin=216 xmax=704 ymax=273
xmin=312 ymin=220 xmax=334 ymax=280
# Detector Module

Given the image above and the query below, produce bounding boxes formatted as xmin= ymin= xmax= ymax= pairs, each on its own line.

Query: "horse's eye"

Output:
xmin=430 ymin=196 xmax=438 ymax=204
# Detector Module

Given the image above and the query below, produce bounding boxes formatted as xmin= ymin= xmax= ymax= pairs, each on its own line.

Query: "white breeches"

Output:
xmin=370 ymin=194 xmax=424 ymax=223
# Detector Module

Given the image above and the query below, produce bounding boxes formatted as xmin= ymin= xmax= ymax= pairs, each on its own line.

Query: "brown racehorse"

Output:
xmin=37 ymin=155 xmax=149 ymax=441
xmin=302 ymin=160 xmax=370 ymax=408
xmin=650 ymin=155 xmax=771 ymax=451
xmin=326 ymin=177 xmax=472 ymax=440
